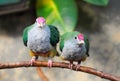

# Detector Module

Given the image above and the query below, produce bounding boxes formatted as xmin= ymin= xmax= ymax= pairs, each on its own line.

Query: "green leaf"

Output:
xmin=0 ymin=0 xmax=20 ymax=5
xmin=36 ymin=0 xmax=78 ymax=35
xmin=83 ymin=0 xmax=109 ymax=6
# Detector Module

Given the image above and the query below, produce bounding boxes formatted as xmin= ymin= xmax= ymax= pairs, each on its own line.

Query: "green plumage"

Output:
xmin=22 ymin=24 xmax=33 ymax=46
xmin=84 ymin=35 xmax=89 ymax=56
xmin=59 ymin=31 xmax=89 ymax=56
xmin=22 ymin=24 xmax=59 ymax=47
xmin=48 ymin=25 xmax=60 ymax=46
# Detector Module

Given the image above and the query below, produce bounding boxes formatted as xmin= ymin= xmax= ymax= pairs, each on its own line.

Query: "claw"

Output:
xmin=76 ymin=61 xmax=81 ymax=71
xmin=47 ymin=59 xmax=53 ymax=68
xmin=75 ymin=64 xmax=81 ymax=71
xmin=68 ymin=63 xmax=73 ymax=69
xmin=30 ymin=56 xmax=36 ymax=66
xmin=68 ymin=61 xmax=73 ymax=70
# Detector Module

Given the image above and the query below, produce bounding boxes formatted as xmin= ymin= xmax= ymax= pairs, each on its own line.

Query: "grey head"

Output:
xmin=61 ymin=34 xmax=87 ymax=61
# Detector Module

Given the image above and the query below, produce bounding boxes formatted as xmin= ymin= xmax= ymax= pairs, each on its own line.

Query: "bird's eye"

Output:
xmin=75 ymin=36 xmax=77 ymax=39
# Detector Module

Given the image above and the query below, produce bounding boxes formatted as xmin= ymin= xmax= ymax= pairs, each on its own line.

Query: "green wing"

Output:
xmin=84 ymin=35 xmax=90 ymax=56
xmin=59 ymin=35 xmax=65 ymax=51
xmin=60 ymin=31 xmax=79 ymax=51
xmin=49 ymin=25 xmax=60 ymax=47
xmin=22 ymin=25 xmax=33 ymax=46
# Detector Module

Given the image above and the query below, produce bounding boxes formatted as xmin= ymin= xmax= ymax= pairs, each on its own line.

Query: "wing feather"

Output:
xmin=22 ymin=25 xmax=33 ymax=46
xmin=49 ymin=25 xmax=60 ymax=47
xmin=84 ymin=35 xmax=90 ymax=56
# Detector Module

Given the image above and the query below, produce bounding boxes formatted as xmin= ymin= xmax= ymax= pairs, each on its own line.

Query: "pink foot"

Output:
xmin=68 ymin=63 xmax=73 ymax=69
xmin=47 ymin=59 xmax=53 ymax=68
xmin=75 ymin=64 xmax=81 ymax=71
xmin=30 ymin=56 xmax=36 ymax=66
xmin=68 ymin=61 xmax=73 ymax=69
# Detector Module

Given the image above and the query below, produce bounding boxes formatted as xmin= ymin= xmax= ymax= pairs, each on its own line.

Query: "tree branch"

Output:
xmin=0 ymin=61 xmax=120 ymax=81
xmin=36 ymin=67 xmax=49 ymax=81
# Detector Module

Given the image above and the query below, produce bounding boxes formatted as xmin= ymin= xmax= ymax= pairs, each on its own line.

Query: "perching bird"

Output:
xmin=22 ymin=17 xmax=59 ymax=67
xmin=57 ymin=31 xmax=89 ymax=70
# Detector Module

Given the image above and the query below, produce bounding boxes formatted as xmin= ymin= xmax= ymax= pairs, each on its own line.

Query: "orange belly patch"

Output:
xmin=29 ymin=50 xmax=50 ymax=57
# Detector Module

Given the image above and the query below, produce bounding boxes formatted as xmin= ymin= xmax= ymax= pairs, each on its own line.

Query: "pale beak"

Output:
xmin=37 ymin=23 xmax=43 ymax=28
xmin=78 ymin=40 xmax=84 ymax=46
xmin=39 ymin=23 xmax=43 ymax=27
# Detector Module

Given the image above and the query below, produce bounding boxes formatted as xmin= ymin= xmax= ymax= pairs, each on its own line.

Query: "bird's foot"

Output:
xmin=47 ymin=59 xmax=53 ymax=68
xmin=30 ymin=56 xmax=36 ymax=66
xmin=75 ymin=64 xmax=81 ymax=71
xmin=68 ymin=61 xmax=73 ymax=70
xmin=68 ymin=64 xmax=73 ymax=69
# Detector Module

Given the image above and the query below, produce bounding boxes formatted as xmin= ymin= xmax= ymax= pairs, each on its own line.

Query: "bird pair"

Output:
xmin=22 ymin=17 xmax=90 ymax=70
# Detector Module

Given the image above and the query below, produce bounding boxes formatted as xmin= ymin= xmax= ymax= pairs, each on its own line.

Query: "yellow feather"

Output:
xmin=81 ymin=57 xmax=87 ymax=62
xmin=29 ymin=50 xmax=36 ymax=57
xmin=49 ymin=48 xmax=57 ymax=57
xmin=29 ymin=49 xmax=57 ymax=58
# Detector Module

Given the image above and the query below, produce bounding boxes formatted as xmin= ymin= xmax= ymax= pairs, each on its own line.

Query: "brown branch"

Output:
xmin=0 ymin=61 xmax=120 ymax=81
xmin=36 ymin=67 xmax=49 ymax=81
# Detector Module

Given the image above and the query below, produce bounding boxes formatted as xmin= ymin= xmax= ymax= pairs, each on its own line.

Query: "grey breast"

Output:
xmin=27 ymin=26 xmax=51 ymax=53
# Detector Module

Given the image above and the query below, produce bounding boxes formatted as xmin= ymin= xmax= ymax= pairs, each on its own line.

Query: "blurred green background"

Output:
xmin=0 ymin=0 xmax=120 ymax=81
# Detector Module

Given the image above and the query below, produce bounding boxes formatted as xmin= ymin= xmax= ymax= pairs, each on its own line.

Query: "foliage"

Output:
xmin=36 ymin=0 xmax=78 ymax=35
xmin=83 ymin=0 xmax=109 ymax=6
xmin=36 ymin=0 xmax=109 ymax=35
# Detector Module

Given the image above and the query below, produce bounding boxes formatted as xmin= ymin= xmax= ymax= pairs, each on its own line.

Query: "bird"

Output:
xmin=22 ymin=17 xmax=59 ymax=68
xmin=57 ymin=31 xmax=89 ymax=70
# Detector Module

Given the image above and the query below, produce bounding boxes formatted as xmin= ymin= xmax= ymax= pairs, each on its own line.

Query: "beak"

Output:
xmin=37 ymin=23 xmax=43 ymax=28
xmin=78 ymin=43 xmax=83 ymax=47
xmin=39 ymin=23 xmax=43 ymax=27
xmin=78 ymin=40 xmax=84 ymax=47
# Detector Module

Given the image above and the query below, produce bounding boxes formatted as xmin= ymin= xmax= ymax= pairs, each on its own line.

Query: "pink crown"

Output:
xmin=78 ymin=33 xmax=84 ymax=40
xmin=36 ymin=17 xmax=46 ymax=23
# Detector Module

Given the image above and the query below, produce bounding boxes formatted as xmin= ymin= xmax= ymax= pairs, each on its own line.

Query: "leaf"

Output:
xmin=83 ymin=0 xmax=109 ymax=6
xmin=0 ymin=0 xmax=20 ymax=5
xmin=36 ymin=0 xmax=78 ymax=35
